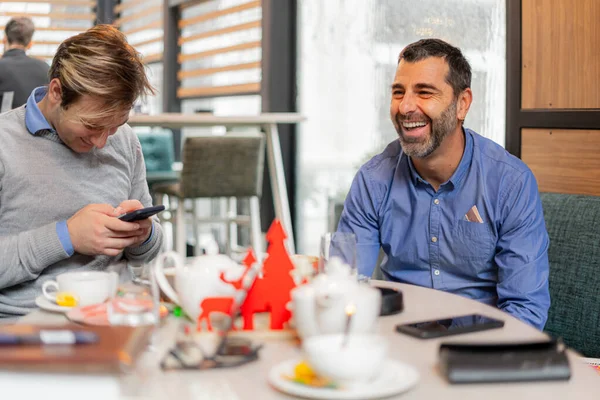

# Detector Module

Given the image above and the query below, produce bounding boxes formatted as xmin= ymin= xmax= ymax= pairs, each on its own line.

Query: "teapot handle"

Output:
xmin=153 ymin=251 xmax=183 ymax=305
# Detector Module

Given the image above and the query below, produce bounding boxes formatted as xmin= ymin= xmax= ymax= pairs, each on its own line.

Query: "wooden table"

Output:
xmin=128 ymin=113 xmax=306 ymax=254
xmin=18 ymin=281 xmax=600 ymax=399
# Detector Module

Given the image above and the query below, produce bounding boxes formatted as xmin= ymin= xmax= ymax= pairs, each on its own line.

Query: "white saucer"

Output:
xmin=268 ymin=359 xmax=419 ymax=400
xmin=35 ymin=295 xmax=73 ymax=313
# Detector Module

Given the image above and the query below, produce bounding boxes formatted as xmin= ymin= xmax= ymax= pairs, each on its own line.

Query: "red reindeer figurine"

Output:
xmin=197 ymin=251 xmax=257 ymax=331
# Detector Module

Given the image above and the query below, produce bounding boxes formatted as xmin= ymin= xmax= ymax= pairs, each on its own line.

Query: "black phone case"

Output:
xmin=118 ymin=205 xmax=165 ymax=222
xmin=396 ymin=315 xmax=504 ymax=339
xmin=439 ymin=340 xmax=571 ymax=383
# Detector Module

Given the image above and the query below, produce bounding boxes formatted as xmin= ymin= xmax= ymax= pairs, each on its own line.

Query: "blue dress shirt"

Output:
xmin=338 ymin=128 xmax=550 ymax=330
xmin=24 ymin=87 xmax=153 ymax=256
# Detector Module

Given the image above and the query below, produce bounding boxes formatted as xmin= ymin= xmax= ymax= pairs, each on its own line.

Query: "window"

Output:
xmin=296 ymin=0 xmax=506 ymax=254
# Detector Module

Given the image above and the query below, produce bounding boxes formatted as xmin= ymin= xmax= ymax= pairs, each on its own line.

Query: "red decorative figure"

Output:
xmin=240 ymin=220 xmax=296 ymax=330
xmin=197 ymin=297 xmax=235 ymax=331
xmin=220 ymin=250 xmax=256 ymax=289
xmin=197 ymin=250 xmax=257 ymax=332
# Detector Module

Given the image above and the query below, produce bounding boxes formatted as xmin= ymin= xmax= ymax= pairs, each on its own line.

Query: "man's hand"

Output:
xmin=67 ymin=202 xmax=151 ymax=256
xmin=113 ymin=200 xmax=154 ymax=247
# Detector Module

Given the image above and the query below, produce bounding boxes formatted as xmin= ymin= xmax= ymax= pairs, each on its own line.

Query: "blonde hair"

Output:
xmin=49 ymin=24 xmax=155 ymax=121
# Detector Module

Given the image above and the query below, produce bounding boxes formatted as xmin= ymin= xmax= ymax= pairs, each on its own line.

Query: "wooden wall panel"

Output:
xmin=521 ymin=129 xmax=600 ymax=195
xmin=522 ymin=0 xmax=600 ymax=109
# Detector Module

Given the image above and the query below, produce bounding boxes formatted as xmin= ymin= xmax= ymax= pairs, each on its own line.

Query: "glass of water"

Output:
xmin=319 ymin=232 xmax=358 ymax=277
xmin=108 ymin=268 xmax=160 ymax=326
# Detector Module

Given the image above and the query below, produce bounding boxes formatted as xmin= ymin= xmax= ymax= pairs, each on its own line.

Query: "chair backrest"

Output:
xmin=180 ymin=133 xmax=265 ymax=198
xmin=541 ymin=192 xmax=600 ymax=357
xmin=136 ymin=129 xmax=175 ymax=173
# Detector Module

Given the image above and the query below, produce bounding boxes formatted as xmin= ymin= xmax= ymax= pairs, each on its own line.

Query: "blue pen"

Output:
xmin=0 ymin=330 xmax=99 ymax=345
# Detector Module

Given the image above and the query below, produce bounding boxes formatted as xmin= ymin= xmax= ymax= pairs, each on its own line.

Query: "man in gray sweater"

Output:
xmin=0 ymin=25 xmax=164 ymax=319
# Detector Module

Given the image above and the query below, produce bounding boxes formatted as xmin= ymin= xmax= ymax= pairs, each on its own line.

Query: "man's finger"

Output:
xmin=107 ymin=229 xmax=147 ymax=238
xmin=104 ymin=237 xmax=139 ymax=249
xmin=118 ymin=200 xmax=144 ymax=213
xmin=104 ymin=217 xmax=140 ymax=232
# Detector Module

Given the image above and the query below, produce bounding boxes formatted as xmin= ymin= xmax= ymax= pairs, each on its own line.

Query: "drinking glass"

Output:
xmin=108 ymin=262 xmax=160 ymax=327
xmin=319 ymin=232 xmax=358 ymax=277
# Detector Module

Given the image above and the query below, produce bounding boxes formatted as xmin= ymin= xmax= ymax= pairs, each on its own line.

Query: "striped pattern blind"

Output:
xmin=177 ymin=0 xmax=262 ymax=99
xmin=0 ymin=0 xmax=95 ymax=63
xmin=114 ymin=0 xmax=163 ymax=64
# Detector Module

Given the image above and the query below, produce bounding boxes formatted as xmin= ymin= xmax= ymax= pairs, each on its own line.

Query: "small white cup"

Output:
xmin=302 ymin=333 xmax=387 ymax=386
xmin=42 ymin=271 xmax=118 ymax=307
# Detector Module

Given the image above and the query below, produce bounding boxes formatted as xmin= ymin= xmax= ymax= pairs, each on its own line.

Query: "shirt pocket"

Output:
xmin=451 ymin=219 xmax=494 ymax=262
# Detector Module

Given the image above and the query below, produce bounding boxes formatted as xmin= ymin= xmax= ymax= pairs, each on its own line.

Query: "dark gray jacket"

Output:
xmin=0 ymin=49 xmax=49 ymax=109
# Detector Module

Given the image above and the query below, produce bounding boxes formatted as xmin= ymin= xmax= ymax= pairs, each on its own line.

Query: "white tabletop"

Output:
xmin=18 ymin=281 xmax=600 ymax=399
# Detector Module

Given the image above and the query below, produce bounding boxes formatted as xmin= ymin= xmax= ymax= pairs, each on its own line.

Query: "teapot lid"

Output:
xmin=185 ymin=245 xmax=240 ymax=268
xmin=305 ymin=257 xmax=354 ymax=290
xmin=323 ymin=257 xmax=352 ymax=278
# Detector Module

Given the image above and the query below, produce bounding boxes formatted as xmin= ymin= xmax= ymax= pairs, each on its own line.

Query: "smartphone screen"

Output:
xmin=396 ymin=314 xmax=504 ymax=339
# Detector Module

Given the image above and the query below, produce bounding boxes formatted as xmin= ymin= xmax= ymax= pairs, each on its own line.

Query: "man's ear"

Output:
xmin=47 ymin=78 xmax=63 ymax=106
xmin=456 ymin=88 xmax=473 ymax=122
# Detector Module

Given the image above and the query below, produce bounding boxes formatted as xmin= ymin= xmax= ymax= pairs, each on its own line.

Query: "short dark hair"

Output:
xmin=398 ymin=38 xmax=471 ymax=97
xmin=4 ymin=17 xmax=35 ymax=47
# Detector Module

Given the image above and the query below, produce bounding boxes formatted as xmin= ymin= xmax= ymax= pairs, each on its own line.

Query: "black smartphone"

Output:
xmin=118 ymin=205 xmax=165 ymax=222
xmin=395 ymin=314 xmax=504 ymax=339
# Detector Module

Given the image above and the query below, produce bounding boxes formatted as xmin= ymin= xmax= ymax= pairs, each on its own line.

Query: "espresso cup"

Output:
xmin=42 ymin=271 xmax=118 ymax=307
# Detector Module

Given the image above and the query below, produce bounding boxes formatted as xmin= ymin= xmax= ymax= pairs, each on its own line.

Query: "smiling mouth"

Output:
xmin=401 ymin=121 xmax=428 ymax=131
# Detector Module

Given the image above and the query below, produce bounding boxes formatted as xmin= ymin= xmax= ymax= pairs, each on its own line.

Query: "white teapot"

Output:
xmin=153 ymin=250 xmax=245 ymax=321
xmin=290 ymin=257 xmax=381 ymax=339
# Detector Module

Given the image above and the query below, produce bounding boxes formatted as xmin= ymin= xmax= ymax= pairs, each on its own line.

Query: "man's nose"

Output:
xmin=398 ymin=92 xmax=417 ymax=115
xmin=90 ymin=132 xmax=108 ymax=148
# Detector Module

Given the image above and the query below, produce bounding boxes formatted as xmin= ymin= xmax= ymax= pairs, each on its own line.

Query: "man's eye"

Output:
xmin=420 ymin=91 xmax=432 ymax=96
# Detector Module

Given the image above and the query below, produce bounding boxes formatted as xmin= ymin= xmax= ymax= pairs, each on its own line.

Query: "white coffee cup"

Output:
xmin=42 ymin=271 xmax=118 ymax=307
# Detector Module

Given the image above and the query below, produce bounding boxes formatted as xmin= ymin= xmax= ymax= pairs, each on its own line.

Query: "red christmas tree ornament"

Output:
xmin=239 ymin=220 xmax=297 ymax=330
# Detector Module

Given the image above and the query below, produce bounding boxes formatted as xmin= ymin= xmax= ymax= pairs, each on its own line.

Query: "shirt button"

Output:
xmin=434 ymin=269 xmax=440 ymax=276
xmin=431 ymin=236 xmax=438 ymax=243
xmin=434 ymin=199 xmax=440 ymax=205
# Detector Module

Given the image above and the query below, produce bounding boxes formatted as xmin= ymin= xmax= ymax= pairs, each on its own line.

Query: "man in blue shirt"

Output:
xmin=338 ymin=39 xmax=550 ymax=330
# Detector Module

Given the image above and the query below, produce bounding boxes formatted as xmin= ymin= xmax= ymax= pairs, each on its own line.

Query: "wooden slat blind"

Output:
xmin=1 ymin=0 xmax=95 ymax=5
xmin=178 ymin=1 xmax=260 ymax=28
xmin=177 ymin=0 xmax=262 ymax=99
xmin=114 ymin=5 xmax=161 ymax=27
xmin=115 ymin=0 xmax=163 ymax=64
xmin=0 ymin=1 xmax=95 ymax=63
xmin=0 ymin=11 xmax=95 ymax=21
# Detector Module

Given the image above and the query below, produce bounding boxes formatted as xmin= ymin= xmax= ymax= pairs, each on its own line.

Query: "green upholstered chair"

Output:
xmin=541 ymin=192 xmax=600 ymax=357
xmin=153 ymin=133 xmax=265 ymax=260
xmin=136 ymin=129 xmax=179 ymax=194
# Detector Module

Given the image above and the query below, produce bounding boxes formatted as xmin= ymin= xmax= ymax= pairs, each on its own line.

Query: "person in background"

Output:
xmin=0 ymin=17 xmax=49 ymax=109
xmin=337 ymin=38 xmax=550 ymax=330
xmin=0 ymin=25 xmax=164 ymax=319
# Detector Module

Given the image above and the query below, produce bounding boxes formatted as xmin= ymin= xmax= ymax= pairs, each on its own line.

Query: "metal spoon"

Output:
xmin=341 ymin=303 xmax=356 ymax=349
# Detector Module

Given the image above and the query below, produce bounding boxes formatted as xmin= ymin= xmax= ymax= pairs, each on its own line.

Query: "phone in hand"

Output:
xmin=118 ymin=205 xmax=165 ymax=222
xmin=395 ymin=314 xmax=504 ymax=339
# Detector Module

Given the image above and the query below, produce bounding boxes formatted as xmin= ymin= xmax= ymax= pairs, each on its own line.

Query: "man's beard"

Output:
xmin=396 ymin=100 xmax=458 ymax=158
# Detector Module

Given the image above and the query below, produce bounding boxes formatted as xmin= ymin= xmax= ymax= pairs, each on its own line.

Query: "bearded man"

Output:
xmin=337 ymin=39 xmax=550 ymax=330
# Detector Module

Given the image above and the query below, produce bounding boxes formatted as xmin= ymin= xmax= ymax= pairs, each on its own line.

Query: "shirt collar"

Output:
xmin=2 ymin=48 xmax=26 ymax=58
xmin=25 ymin=86 xmax=54 ymax=135
xmin=447 ymin=127 xmax=474 ymax=189
xmin=405 ymin=127 xmax=474 ymax=190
